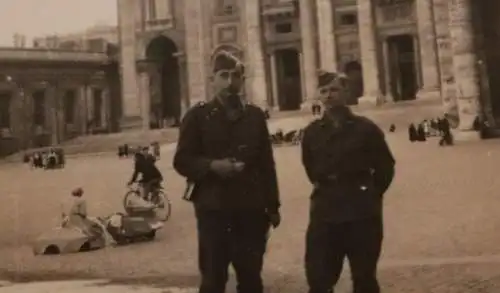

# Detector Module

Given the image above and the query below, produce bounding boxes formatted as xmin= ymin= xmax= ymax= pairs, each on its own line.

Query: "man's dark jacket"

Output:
xmin=301 ymin=110 xmax=395 ymax=223
xmin=173 ymin=99 xmax=280 ymax=212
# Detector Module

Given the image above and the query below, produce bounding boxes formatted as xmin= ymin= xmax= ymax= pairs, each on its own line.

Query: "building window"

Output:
xmin=148 ymin=0 xmax=157 ymax=20
xmin=275 ymin=23 xmax=292 ymax=34
xmin=217 ymin=0 xmax=236 ymax=15
xmin=33 ymin=90 xmax=45 ymax=126
xmin=338 ymin=12 xmax=358 ymax=26
xmin=0 ymin=92 xmax=11 ymax=129
xmin=63 ymin=90 xmax=76 ymax=124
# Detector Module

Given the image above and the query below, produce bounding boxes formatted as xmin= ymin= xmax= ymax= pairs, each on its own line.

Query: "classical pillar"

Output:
xmin=382 ymin=39 xmax=393 ymax=102
xmin=55 ymin=89 xmax=65 ymax=142
xmin=413 ymin=35 xmax=423 ymax=90
xmin=101 ymin=87 xmax=110 ymax=130
xmin=448 ymin=0 xmax=480 ymax=136
xmin=299 ymin=52 xmax=306 ymax=100
xmin=138 ymin=71 xmax=151 ymax=130
xmin=243 ymin=0 xmax=268 ymax=109
xmin=78 ymin=85 xmax=88 ymax=135
xmin=45 ymin=84 xmax=59 ymax=145
xmin=299 ymin=0 xmax=319 ymax=108
xmin=316 ymin=0 xmax=337 ymax=71
xmin=86 ymin=86 xmax=94 ymax=129
xmin=357 ymin=0 xmax=381 ymax=106
xmin=433 ymin=0 xmax=457 ymax=118
xmin=118 ymin=0 xmax=141 ymax=128
xmin=416 ymin=0 xmax=440 ymax=101
xmin=184 ymin=0 xmax=208 ymax=106
xmin=270 ymin=52 xmax=280 ymax=110
xmin=178 ymin=57 xmax=189 ymax=117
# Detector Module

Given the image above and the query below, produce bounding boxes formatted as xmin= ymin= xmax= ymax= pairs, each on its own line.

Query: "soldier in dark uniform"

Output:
xmin=301 ymin=71 xmax=395 ymax=293
xmin=173 ymin=50 xmax=281 ymax=293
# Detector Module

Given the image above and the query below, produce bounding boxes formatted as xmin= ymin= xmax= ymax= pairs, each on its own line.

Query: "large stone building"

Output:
xmin=0 ymin=48 xmax=121 ymax=156
xmin=117 ymin=0 xmax=500 ymax=137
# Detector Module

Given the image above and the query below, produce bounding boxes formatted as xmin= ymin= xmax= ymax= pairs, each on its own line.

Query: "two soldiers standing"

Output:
xmin=173 ymin=52 xmax=395 ymax=293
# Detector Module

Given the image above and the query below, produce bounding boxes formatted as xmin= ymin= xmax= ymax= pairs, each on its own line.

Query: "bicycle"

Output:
xmin=123 ymin=183 xmax=171 ymax=222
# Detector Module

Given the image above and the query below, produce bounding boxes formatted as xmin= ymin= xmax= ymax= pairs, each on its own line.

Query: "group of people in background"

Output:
xmin=117 ymin=142 xmax=160 ymax=159
xmin=24 ymin=148 xmax=65 ymax=169
xmin=408 ymin=116 xmax=453 ymax=146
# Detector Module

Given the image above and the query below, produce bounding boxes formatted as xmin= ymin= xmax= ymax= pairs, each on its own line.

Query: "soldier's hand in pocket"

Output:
xmin=209 ymin=159 xmax=236 ymax=177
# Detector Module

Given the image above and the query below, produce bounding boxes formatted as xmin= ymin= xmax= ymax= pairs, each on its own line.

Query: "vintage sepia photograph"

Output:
xmin=1 ymin=0 xmax=500 ymax=292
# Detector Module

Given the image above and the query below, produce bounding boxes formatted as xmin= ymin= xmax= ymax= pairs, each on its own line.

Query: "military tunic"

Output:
xmin=302 ymin=109 xmax=395 ymax=293
xmin=173 ymin=99 xmax=280 ymax=212
xmin=301 ymin=111 xmax=395 ymax=223
xmin=173 ymin=98 xmax=280 ymax=293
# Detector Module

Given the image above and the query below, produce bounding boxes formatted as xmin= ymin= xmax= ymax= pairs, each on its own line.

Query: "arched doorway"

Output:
xmin=145 ymin=36 xmax=181 ymax=128
xmin=344 ymin=61 xmax=364 ymax=105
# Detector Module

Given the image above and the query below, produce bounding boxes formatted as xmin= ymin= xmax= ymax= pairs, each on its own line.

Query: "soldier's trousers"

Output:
xmin=305 ymin=216 xmax=383 ymax=293
xmin=195 ymin=208 xmax=270 ymax=293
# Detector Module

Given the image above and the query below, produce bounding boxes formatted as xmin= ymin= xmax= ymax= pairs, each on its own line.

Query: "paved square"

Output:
xmin=1 ymin=117 xmax=500 ymax=292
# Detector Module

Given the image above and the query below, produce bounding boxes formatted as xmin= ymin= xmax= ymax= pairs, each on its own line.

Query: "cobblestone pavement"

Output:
xmin=1 ymin=122 xmax=500 ymax=292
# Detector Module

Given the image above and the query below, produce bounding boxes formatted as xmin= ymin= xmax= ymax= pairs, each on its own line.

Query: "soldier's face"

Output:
xmin=317 ymin=80 xmax=346 ymax=111
xmin=213 ymin=69 xmax=244 ymax=97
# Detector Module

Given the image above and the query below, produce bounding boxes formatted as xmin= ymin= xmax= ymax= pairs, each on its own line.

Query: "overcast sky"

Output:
xmin=0 ymin=0 xmax=117 ymax=46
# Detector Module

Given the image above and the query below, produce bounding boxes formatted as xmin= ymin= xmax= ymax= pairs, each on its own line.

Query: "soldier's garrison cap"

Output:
xmin=317 ymin=70 xmax=348 ymax=88
xmin=212 ymin=50 xmax=245 ymax=76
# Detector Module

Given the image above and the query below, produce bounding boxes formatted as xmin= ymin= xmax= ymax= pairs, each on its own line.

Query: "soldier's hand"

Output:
xmin=233 ymin=161 xmax=245 ymax=172
xmin=209 ymin=159 xmax=236 ymax=177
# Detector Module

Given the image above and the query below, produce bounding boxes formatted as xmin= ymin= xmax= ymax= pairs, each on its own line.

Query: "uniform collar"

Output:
xmin=318 ymin=106 xmax=355 ymax=128
xmin=208 ymin=97 xmax=247 ymax=121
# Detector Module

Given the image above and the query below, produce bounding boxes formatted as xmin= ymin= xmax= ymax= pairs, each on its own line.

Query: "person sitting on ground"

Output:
xmin=127 ymin=149 xmax=163 ymax=201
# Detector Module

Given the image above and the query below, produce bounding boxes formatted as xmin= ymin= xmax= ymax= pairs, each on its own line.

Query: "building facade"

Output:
xmin=0 ymin=48 xmax=121 ymax=156
xmin=32 ymin=25 xmax=119 ymax=52
xmin=117 ymin=0 xmax=499 ymax=135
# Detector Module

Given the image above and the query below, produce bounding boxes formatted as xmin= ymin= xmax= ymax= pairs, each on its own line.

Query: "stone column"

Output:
xmin=45 ymin=84 xmax=59 ymax=145
xmin=86 ymin=86 xmax=94 ymax=130
xmin=184 ymin=0 xmax=208 ymax=106
xmin=299 ymin=0 xmax=319 ymax=108
xmin=316 ymin=0 xmax=337 ymax=71
xmin=101 ymin=87 xmax=110 ymax=130
xmin=382 ymin=39 xmax=393 ymax=102
xmin=357 ymin=0 xmax=381 ymax=106
xmin=138 ymin=71 xmax=151 ymax=130
xmin=78 ymin=85 xmax=88 ymax=135
xmin=270 ymin=52 xmax=280 ymax=110
xmin=299 ymin=52 xmax=306 ymax=100
xmin=413 ymin=35 xmax=423 ymax=89
xmin=448 ymin=0 xmax=480 ymax=137
xmin=55 ymin=89 xmax=65 ymax=142
xmin=433 ymin=0 xmax=457 ymax=118
xmin=118 ymin=0 xmax=141 ymax=127
xmin=416 ymin=0 xmax=441 ymax=100
xmin=177 ymin=54 xmax=190 ymax=117
xmin=243 ymin=0 xmax=268 ymax=109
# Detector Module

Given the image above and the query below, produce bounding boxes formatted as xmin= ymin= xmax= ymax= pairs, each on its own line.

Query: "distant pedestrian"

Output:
xmin=408 ymin=123 xmax=418 ymax=142
xmin=417 ymin=124 xmax=426 ymax=141
xmin=438 ymin=115 xmax=453 ymax=146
